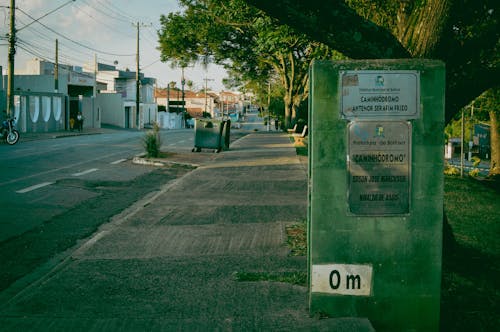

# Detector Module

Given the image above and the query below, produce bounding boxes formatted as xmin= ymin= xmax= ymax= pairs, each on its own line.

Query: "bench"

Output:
xmin=292 ymin=125 xmax=308 ymax=144
xmin=287 ymin=124 xmax=298 ymax=133
xmin=292 ymin=125 xmax=308 ymax=138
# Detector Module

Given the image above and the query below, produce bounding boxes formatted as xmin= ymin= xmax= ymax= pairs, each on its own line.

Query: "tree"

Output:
xmin=244 ymin=0 xmax=499 ymax=174
xmin=157 ymin=0 xmax=336 ymax=128
xmin=243 ymin=0 xmax=499 ymax=123
xmin=474 ymin=88 xmax=500 ymax=175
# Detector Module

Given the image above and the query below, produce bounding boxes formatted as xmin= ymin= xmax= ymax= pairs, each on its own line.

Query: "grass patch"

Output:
xmin=234 ymin=271 xmax=307 ymax=286
xmin=441 ymin=175 xmax=500 ymax=331
xmin=286 ymin=222 xmax=307 ymax=256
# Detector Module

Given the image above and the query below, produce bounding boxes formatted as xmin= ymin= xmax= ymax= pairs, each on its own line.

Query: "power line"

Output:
xmin=17 ymin=0 xmax=75 ymax=32
xmin=73 ymin=2 xmax=135 ymax=39
xmin=16 ymin=7 xmax=135 ymax=57
xmin=99 ymin=0 xmax=137 ymax=23
xmin=80 ymin=0 xmax=132 ymax=24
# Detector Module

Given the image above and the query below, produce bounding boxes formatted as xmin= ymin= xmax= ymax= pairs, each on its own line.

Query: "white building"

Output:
xmin=84 ymin=62 xmax=157 ymax=129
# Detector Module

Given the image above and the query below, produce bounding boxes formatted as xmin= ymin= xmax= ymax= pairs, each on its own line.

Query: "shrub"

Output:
xmin=471 ymin=156 xmax=481 ymax=167
xmin=444 ymin=162 xmax=460 ymax=176
xmin=143 ymin=122 xmax=162 ymax=158
xmin=469 ymin=168 xmax=480 ymax=177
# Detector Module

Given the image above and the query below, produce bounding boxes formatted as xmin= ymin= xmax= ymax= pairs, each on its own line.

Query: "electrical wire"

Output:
xmin=17 ymin=0 xmax=75 ymax=32
xmin=80 ymin=0 xmax=132 ymax=24
xmin=16 ymin=7 xmax=135 ymax=57
xmin=72 ymin=1 xmax=135 ymax=39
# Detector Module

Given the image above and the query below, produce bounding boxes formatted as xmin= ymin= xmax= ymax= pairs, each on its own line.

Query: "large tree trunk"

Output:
xmin=283 ymin=98 xmax=293 ymax=129
xmin=396 ymin=0 xmax=452 ymax=57
xmin=489 ymin=110 xmax=500 ymax=176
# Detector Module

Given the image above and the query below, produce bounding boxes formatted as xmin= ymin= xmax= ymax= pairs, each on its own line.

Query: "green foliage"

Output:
xmin=444 ymin=162 xmax=460 ymax=176
xmin=244 ymin=0 xmax=499 ymax=124
xmin=468 ymin=168 xmax=480 ymax=177
xmin=444 ymin=111 xmax=474 ymax=143
xmin=475 ymin=87 xmax=500 ymax=117
xmin=157 ymin=0 xmax=337 ymax=127
xmin=471 ymin=156 xmax=481 ymax=167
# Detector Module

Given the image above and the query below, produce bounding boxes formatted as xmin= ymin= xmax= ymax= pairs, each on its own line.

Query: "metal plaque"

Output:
xmin=348 ymin=121 xmax=411 ymax=215
xmin=341 ymin=70 xmax=420 ymax=119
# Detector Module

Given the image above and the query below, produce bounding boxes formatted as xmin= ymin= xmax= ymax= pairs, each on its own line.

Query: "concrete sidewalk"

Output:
xmin=0 ymin=132 xmax=373 ymax=331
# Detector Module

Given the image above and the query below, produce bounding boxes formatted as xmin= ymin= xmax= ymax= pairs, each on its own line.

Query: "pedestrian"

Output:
xmin=77 ymin=112 xmax=83 ymax=132
xmin=275 ymin=118 xmax=279 ymax=131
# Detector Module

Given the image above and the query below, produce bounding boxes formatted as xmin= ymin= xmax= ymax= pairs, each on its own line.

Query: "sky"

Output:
xmin=0 ymin=0 xmax=228 ymax=91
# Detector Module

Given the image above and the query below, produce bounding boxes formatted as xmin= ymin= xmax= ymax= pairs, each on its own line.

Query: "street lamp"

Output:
xmin=267 ymin=81 xmax=270 ymax=132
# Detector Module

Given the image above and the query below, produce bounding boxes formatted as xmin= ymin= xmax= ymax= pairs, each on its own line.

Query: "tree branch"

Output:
xmin=244 ymin=0 xmax=410 ymax=59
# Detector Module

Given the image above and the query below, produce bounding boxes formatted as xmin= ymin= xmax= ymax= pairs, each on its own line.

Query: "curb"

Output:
xmin=132 ymin=155 xmax=200 ymax=168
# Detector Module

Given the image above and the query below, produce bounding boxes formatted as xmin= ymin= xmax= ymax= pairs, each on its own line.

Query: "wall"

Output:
xmin=97 ymin=92 xmax=124 ymax=127
xmin=81 ymin=97 xmax=100 ymax=129
xmin=143 ymin=103 xmax=157 ymax=126
xmin=158 ymin=111 xmax=183 ymax=129
xmin=13 ymin=93 xmax=66 ymax=133
xmin=10 ymin=75 xmax=68 ymax=94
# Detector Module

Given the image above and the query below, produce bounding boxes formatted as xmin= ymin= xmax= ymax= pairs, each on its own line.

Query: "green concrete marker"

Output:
xmin=308 ymin=60 xmax=445 ymax=331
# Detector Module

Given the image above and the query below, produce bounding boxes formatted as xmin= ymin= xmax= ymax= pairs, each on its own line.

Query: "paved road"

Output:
xmin=0 ymin=129 xmax=196 ymax=242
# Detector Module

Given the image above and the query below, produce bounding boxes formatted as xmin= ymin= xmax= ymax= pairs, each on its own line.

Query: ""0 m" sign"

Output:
xmin=311 ymin=264 xmax=373 ymax=296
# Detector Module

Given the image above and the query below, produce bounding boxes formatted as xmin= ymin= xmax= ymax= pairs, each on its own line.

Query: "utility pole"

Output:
xmin=93 ymin=53 xmax=97 ymax=98
xmin=181 ymin=67 xmax=185 ymax=126
xmin=167 ymin=84 xmax=170 ymax=112
xmin=204 ymin=77 xmax=214 ymax=115
xmin=54 ymin=39 xmax=59 ymax=92
xmin=6 ymin=0 xmax=16 ymax=117
xmin=135 ymin=22 xmax=140 ymax=127
xmin=133 ymin=22 xmax=152 ymax=129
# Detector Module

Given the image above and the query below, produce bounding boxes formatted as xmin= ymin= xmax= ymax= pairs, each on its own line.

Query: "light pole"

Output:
xmin=6 ymin=0 xmax=16 ymax=117
xmin=181 ymin=67 xmax=186 ymax=127
xmin=267 ymin=81 xmax=271 ymax=132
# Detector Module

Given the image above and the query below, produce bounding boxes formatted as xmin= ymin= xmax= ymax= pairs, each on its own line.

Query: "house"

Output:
xmin=87 ymin=63 xmax=157 ymax=129
xmin=219 ymin=91 xmax=243 ymax=120
xmin=154 ymin=87 xmax=219 ymax=129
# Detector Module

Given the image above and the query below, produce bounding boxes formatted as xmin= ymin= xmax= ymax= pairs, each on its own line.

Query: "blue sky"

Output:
xmin=0 ymin=0 xmax=227 ymax=91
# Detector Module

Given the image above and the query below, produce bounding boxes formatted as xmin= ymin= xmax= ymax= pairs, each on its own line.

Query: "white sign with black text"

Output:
xmin=341 ymin=70 xmax=420 ymax=119
xmin=311 ymin=263 xmax=373 ymax=296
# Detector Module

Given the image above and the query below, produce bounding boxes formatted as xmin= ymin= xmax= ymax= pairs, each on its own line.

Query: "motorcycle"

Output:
xmin=1 ymin=117 xmax=20 ymax=145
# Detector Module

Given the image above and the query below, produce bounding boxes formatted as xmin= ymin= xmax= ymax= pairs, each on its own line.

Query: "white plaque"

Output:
xmin=311 ymin=264 xmax=373 ymax=296
xmin=341 ymin=70 xmax=420 ymax=119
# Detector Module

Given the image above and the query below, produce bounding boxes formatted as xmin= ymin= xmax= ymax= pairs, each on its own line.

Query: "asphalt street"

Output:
xmin=0 ymin=129 xmax=195 ymax=242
